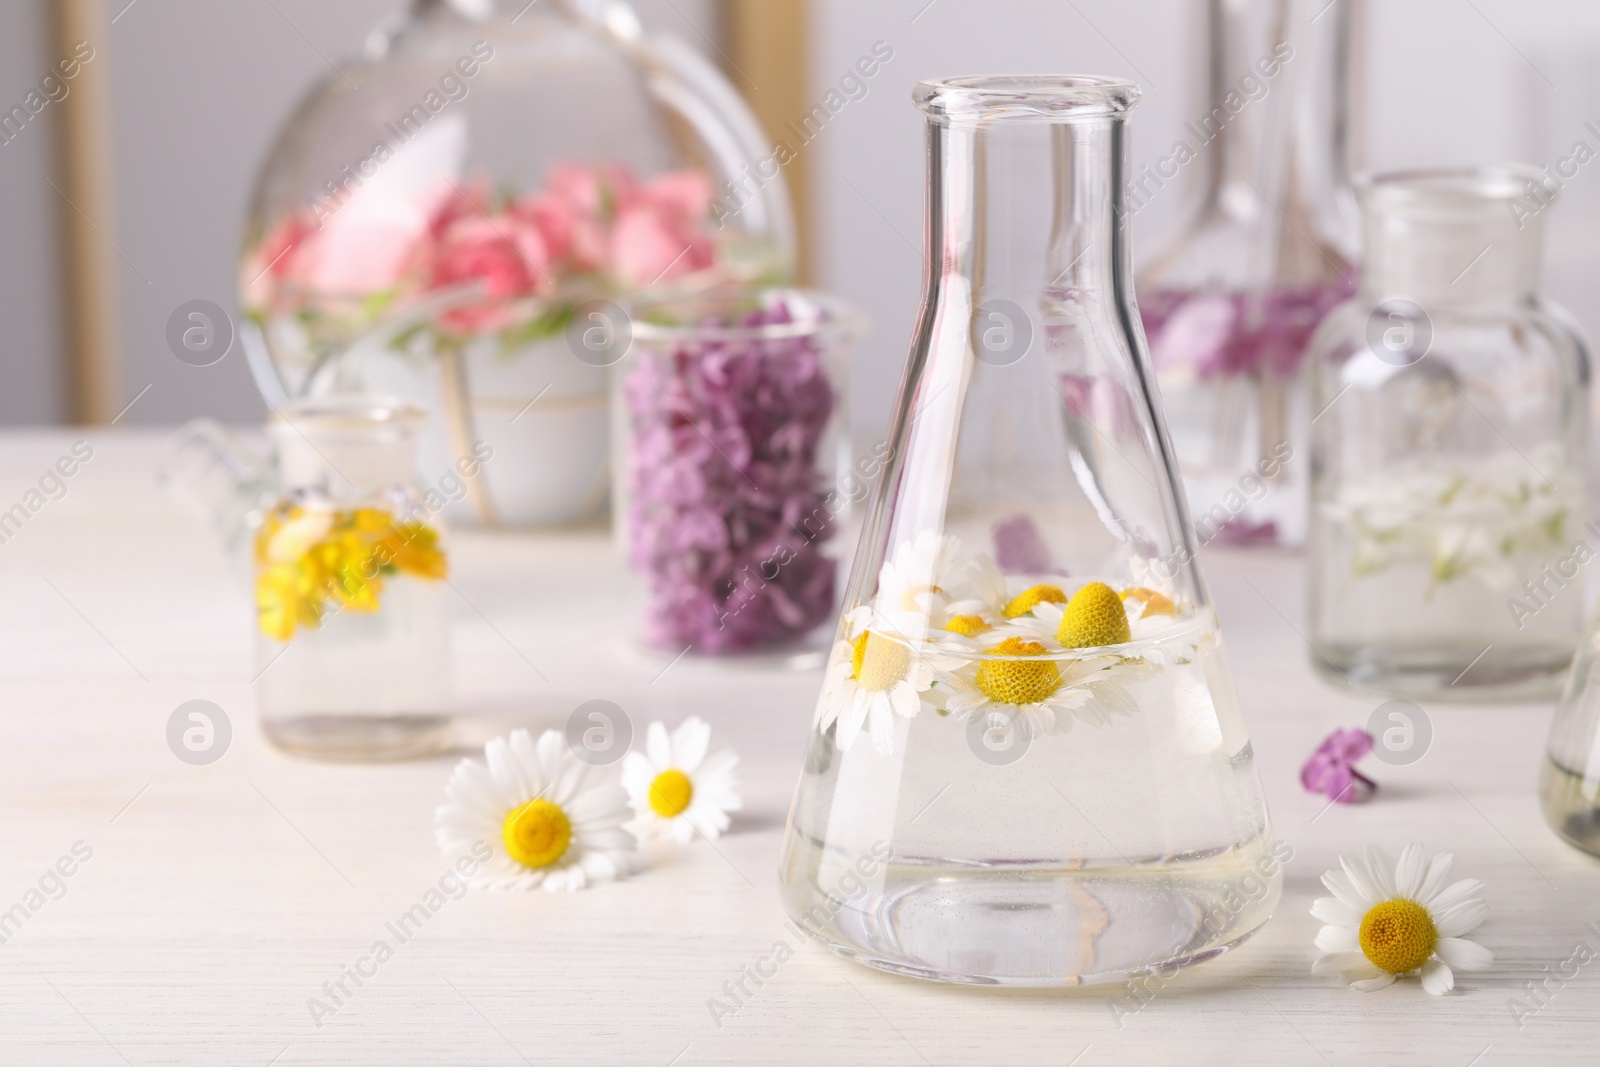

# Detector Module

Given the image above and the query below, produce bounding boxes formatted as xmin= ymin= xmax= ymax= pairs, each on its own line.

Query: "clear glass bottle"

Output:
xmin=777 ymin=77 xmax=1281 ymax=987
xmin=1136 ymin=0 xmax=1358 ymax=547
xmin=240 ymin=0 xmax=793 ymax=528
xmin=255 ymin=397 xmax=454 ymax=759
xmin=1308 ymin=168 xmax=1589 ymax=699
xmin=616 ymin=288 xmax=863 ymax=659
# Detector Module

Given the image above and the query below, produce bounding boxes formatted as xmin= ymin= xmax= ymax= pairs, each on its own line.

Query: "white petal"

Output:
xmin=1420 ymin=957 xmax=1454 ymax=995
xmin=1321 ymin=867 xmax=1373 ymax=910
xmin=1427 ymin=877 xmax=1485 ymax=914
xmin=945 ymin=690 xmax=989 ymax=717
xmin=1414 ymin=850 xmax=1456 ymax=906
xmin=868 ymin=697 xmax=896 ymax=755
xmin=445 ymin=759 xmax=509 ymax=820
xmin=483 ymin=737 xmax=525 ymax=799
xmin=646 ymin=721 xmax=672 ymax=769
xmin=1310 ymin=896 xmax=1363 ymax=927
xmin=1431 ymin=898 xmax=1489 ymax=939
xmin=1366 ymin=846 xmax=1396 ymax=900
xmin=1393 ymin=844 xmax=1427 ymax=900
xmin=1435 ymin=937 xmax=1493 ymax=971
xmin=619 ymin=752 xmax=653 ymax=798
xmin=889 ymin=681 xmax=921 ymax=718
xmin=1312 ymin=952 xmax=1378 ymax=980
xmin=1351 ymin=973 xmax=1397 ymax=992
xmin=673 ymin=716 xmax=711 ymax=772
xmin=696 ymin=748 xmax=739 ymax=786
xmin=534 ymin=729 xmax=568 ymax=788
xmin=837 ymin=689 xmax=871 ymax=749
xmin=1315 ymin=925 xmax=1359 ymax=953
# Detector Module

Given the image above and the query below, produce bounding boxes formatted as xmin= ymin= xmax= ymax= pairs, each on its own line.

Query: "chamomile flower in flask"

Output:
xmin=1307 ymin=168 xmax=1589 ymax=700
xmin=255 ymin=397 xmax=453 ymax=760
xmin=777 ymin=76 xmax=1280 ymax=987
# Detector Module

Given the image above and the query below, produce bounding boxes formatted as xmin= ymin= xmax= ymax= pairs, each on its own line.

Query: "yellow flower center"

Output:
xmin=1122 ymin=586 xmax=1175 ymax=617
xmin=501 ymin=798 xmax=572 ymax=870
xmin=648 ymin=769 xmax=694 ymax=817
xmin=974 ymin=637 xmax=1061 ymax=705
xmin=1358 ymin=899 xmax=1437 ymax=974
xmin=1003 ymin=584 xmax=1068 ymax=618
xmin=1058 ymin=582 xmax=1132 ymax=648
xmin=850 ymin=631 xmax=911 ymax=692
xmin=945 ymin=613 xmax=991 ymax=637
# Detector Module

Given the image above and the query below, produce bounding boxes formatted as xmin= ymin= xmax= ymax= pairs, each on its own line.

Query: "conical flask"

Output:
xmin=1136 ymin=0 xmax=1359 ymax=547
xmin=777 ymin=76 xmax=1282 ymax=986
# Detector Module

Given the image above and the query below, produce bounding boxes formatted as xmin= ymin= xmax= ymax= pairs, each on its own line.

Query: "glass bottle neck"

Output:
xmin=1361 ymin=205 xmax=1542 ymax=308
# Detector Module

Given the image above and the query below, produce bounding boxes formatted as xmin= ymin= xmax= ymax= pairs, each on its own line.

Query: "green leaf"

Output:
xmin=498 ymin=303 xmax=576 ymax=359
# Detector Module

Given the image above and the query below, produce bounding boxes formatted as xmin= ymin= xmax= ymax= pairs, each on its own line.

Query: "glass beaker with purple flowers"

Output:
xmin=617 ymin=290 xmax=864 ymax=658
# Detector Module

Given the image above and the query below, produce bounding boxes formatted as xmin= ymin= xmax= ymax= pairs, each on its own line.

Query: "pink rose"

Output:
xmin=609 ymin=172 xmax=715 ymax=289
xmin=545 ymin=161 xmax=637 ymax=217
xmin=429 ymin=212 xmax=552 ymax=333
xmin=240 ymin=216 xmax=314 ymax=310
xmin=637 ymin=169 xmax=712 ymax=219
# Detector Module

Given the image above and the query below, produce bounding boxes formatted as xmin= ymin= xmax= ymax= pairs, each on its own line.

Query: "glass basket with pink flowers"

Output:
xmin=239 ymin=0 xmax=794 ymax=527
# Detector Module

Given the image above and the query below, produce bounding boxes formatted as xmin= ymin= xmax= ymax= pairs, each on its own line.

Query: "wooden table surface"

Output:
xmin=0 ymin=429 xmax=1595 ymax=1066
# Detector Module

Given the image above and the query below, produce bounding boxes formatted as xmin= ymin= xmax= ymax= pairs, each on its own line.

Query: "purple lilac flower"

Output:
xmin=1301 ymin=727 xmax=1377 ymax=804
xmin=992 ymin=515 xmax=1053 ymax=575
xmin=1139 ymin=279 xmax=1355 ymax=381
xmin=625 ymin=300 xmax=839 ymax=652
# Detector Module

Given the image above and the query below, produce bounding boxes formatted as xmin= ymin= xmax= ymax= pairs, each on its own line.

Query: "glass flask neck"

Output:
xmin=1359 ymin=167 xmax=1546 ymax=308
xmin=269 ymin=398 xmax=425 ymax=503
xmin=919 ymin=91 xmax=1134 ymax=318
xmin=1186 ymin=0 xmax=1358 ymax=276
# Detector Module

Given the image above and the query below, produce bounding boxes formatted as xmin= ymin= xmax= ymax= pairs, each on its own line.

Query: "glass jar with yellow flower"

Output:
xmin=255 ymin=397 xmax=454 ymax=759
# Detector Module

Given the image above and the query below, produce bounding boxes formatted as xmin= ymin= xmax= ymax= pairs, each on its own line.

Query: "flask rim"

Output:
xmin=914 ymin=75 xmax=1140 ymax=124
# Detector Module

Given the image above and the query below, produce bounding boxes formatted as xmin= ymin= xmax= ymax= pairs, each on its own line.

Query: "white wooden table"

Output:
xmin=0 ymin=429 xmax=1595 ymax=1065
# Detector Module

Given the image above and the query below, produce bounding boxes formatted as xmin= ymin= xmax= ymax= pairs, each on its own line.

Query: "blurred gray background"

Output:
xmin=1 ymin=0 xmax=1595 ymax=438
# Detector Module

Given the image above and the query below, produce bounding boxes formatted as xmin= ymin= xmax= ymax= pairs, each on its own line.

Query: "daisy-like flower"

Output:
xmin=1311 ymin=845 xmax=1493 ymax=994
xmin=873 ymin=531 xmax=968 ymax=618
xmin=436 ymin=729 xmax=637 ymax=892
xmin=938 ymin=638 xmax=1129 ymax=738
xmin=1007 ymin=581 xmax=1193 ymax=666
xmin=621 ymin=717 xmax=741 ymax=842
xmin=818 ymin=625 xmax=956 ymax=755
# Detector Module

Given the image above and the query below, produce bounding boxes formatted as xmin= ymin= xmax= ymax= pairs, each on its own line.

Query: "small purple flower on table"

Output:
xmin=1302 ymin=727 xmax=1377 ymax=804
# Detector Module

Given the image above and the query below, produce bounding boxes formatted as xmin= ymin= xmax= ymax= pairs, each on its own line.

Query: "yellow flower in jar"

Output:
xmin=381 ymin=521 xmax=448 ymax=580
xmin=253 ymin=504 xmax=447 ymax=639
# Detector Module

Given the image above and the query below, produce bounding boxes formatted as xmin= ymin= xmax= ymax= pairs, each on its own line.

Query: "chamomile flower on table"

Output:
xmin=1311 ymin=845 xmax=1493 ymax=994
xmin=622 ymin=717 xmax=741 ymax=843
xmin=436 ymin=729 xmax=637 ymax=892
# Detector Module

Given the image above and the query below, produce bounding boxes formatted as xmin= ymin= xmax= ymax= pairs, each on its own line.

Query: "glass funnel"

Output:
xmin=1136 ymin=0 xmax=1358 ymax=547
xmin=777 ymin=76 xmax=1281 ymax=987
